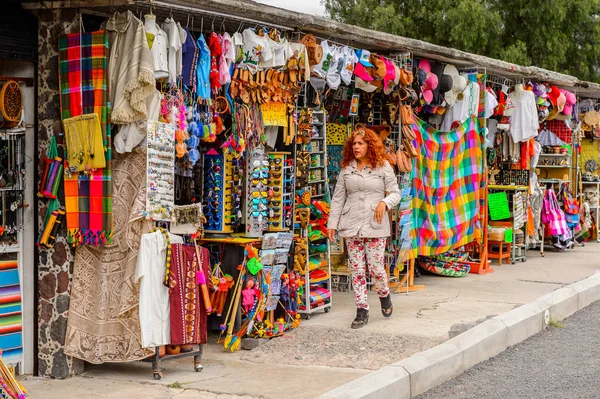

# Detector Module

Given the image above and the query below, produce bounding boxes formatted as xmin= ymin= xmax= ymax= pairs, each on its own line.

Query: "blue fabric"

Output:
xmin=196 ymin=34 xmax=211 ymax=101
xmin=181 ymin=29 xmax=198 ymax=88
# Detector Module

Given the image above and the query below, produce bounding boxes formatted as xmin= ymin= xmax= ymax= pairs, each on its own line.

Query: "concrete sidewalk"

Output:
xmin=24 ymin=243 xmax=600 ymax=399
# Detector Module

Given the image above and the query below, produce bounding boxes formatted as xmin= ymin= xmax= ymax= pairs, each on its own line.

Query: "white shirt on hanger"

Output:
xmin=240 ymin=28 xmax=272 ymax=72
xmin=149 ymin=26 xmax=169 ymax=80
xmin=260 ymin=36 xmax=292 ymax=70
xmin=135 ymin=230 xmax=183 ymax=348
xmin=440 ymin=79 xmax=480 ymax=132
xmin=161 ymin=18 xmax=183 ymax=83
xmin=508 ymin=84 xmax=539 ymax=142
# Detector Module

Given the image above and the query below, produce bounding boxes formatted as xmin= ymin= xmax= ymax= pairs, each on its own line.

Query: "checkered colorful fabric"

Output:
xmin=544 ymin=120 xmax=572 ymax=144
xmin=410 ymin=116 xmax=483 ymax=256
xmin=59 ymin=30 xmax=113 ymax=246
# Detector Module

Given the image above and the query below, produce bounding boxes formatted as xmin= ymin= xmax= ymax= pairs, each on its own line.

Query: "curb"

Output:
xmin=319 ymin=272 xmax=600 ymax=399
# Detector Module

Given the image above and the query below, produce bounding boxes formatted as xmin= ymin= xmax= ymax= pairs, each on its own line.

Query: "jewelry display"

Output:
xmin=146 ymin=121 xmax=176 ymax=221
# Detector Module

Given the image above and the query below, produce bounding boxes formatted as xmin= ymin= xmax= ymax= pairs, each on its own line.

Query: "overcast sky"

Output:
xmin=255 ymin=0 xmax=327 ymax=16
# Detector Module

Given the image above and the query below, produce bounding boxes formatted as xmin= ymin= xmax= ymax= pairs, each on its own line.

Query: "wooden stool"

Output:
xmin=488 ymin=240 xmax=511 ymax=265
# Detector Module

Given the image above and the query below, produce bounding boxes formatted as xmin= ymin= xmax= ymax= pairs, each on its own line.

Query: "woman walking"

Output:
xmin=327 ymin=127 xmax=401 ymax=329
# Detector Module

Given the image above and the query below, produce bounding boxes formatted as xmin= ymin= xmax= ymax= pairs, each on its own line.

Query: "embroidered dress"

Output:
xmin=169 ymin=244 xmax=211 ymax=345
xmin=196 ymin=34 xmax=211 ymax=101
xmin=411 ymin=116 xmax=483 ymax=256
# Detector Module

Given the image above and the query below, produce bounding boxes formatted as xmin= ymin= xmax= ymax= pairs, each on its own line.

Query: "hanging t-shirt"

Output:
xmin=484 ymin=88 xmax=499 ymax=119
xmin=440 ymin=79 xmax=481 ymax=132
xmin=176 ymin=22 xmax=186 ymax=77
xmin=232 ymin=32 xmax=244 ymax=64
xmin=161 ymin=18 xmax=182 ymax=84
xmin=220 ymin=32 xmax=235 ymax=84
xmin=340 ymin=46 xmax=357 ymax=86
xmin=149 ymin=25 xmax=169 ymax=80
xmin=135 ymin=230 xmax=183 ymax=348
xmin=312 ymin=40 xmax=334 ymax=79
xmin=239 ymin=28 xmax=272 ymax=73
xmin=509 ymin=87 xmax=539 ymax=142
xmin=260 ymin=36 xmax=292 ymax=70
xmin=181 ymin=29 xmax=199 ymax=88
xmin=289 ymin=42 xmax=311 ymax=82
xmin=196 ymin=34 xmax=211 ymax=101
xmin=326 ymin=45 xmax=343 ymax=90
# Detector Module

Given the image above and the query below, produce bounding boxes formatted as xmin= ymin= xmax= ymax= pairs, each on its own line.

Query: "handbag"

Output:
xmin=400 ymin=104 xmax=415 ymax=125
xmin=402 ymin=136 xmax=418 ymax=158
xmin=396 ymin=148 xmax=412 ymax=173
xmin=402 ymin=124 xmax=416 ymax=141
xmin=543 ymin=189 xmax=570 ymax=237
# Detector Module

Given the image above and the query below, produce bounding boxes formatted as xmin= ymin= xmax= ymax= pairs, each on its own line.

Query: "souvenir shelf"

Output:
xmin=488 ymin=186 xmax=528 ymax=264
xmin=308 ymin=110 xmax=328 ymax=199
xmin=203 ymin=152 xmax=233 ymax=234
xmin=581 ymin=181 xmax=600 ymax=243
xmin=294 ymin=108 xmax=332 ymax=319
xmin=0 ymin=128 xmax=26 ymax=252
xmin=266 ymin=152 xmax=291 ymax=232
xmin=246 ymin=147 xmax=270 ymax=238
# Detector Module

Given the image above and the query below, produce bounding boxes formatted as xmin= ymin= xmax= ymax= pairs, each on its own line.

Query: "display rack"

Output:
xmin=581 ymin=181 xmax=600 ymax=243
xmin=295 ymin=108 xmax=332 ymax=319
xmin=488 ymin=185 xmax=528 ymax=264
xmin=0 ymin=126 xmax=27 ymax=370
xmin=267 ymin=152 xmax=291 ymax=232
xmin=203 ymin=152 xmax=233 ymax=234
xmin=142 ymin=345 xmax=203 ymax=380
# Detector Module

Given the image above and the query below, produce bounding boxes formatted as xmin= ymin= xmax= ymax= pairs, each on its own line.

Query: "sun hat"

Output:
xmin=533 ymin=82 xmax=548 ymax=98
xmin=356 ymin=49 xmax=374 ymax=67
xmin=369 ymin=54 xmax=386 ymax=81
xmin=560 ymin=89 xmax=576 ymax=115
xmin=354 ymin=62 xmax=374 ymax=82
xmin=418 ymin=59 xmax=432 ymax=73
xmin=443 ymin=64 xmax=467 ymax=107
xmin=382 ymin=58 xmax=398 ymax=94
xmin=421 ymin=72 xmax=438 ymax=104
xmin=355 ymin=76 xmax=377 ymax=92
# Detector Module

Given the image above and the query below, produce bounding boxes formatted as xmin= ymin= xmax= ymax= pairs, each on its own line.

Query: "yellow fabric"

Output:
xmin=581 ymin=139 xmax=600 ymax=167
xmin=326 ymin=123 xmax=349 ymax=145
xmin=63 ymin=113 xmax=106 ymax=172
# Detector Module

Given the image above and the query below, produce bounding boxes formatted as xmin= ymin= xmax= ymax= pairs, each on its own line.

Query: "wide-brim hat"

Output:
xmin=355 ymin=76 xmax=377 ymax=93
xmin=443 ymin=64 xmax=466 ymax=107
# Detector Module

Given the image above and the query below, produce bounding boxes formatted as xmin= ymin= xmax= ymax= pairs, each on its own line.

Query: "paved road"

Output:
xmin=416 ymin=300 xmax=600 ymax=399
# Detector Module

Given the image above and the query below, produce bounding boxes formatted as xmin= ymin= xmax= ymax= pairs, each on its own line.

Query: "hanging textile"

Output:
xmin=169 ymin=244 xmax=211 ymax=345
xmin=64 ymin=147 xmax=153 ymax=363
xmin=411 ymin=116 xmax=483 ymax=256
xmin=58 ymin=30 xmax=113 ymax=246
xmin=0 ymin=260 xmax=22 ymax=365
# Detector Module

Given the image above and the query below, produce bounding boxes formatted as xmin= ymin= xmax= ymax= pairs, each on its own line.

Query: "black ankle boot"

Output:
xmin=351 ymin=308 xmax=369 ymax=329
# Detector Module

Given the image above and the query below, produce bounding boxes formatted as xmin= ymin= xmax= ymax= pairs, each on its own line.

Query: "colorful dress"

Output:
xmin=169 ymin=244 xmax=211 ymax=345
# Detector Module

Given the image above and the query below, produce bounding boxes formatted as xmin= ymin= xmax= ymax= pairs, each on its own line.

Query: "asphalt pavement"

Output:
xmin=416 ymin=299 xmax=600 ymax=399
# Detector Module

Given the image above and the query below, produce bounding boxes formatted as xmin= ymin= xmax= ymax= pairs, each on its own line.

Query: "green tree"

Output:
xmin=324 ymin=0 xmax=600 ymax=82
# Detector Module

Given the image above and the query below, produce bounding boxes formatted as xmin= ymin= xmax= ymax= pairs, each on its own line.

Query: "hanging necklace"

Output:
xmin=71 ymin=121 xmax=85 ymax=166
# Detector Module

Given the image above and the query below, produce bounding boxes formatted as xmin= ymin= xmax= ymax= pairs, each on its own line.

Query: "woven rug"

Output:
xmin=58 ymin=30 xmax=113 ymax=246
xmin=410 ymin=115 xmax=483 ymax=256
xmin=64 ymin=147 xmax=153 ymax=363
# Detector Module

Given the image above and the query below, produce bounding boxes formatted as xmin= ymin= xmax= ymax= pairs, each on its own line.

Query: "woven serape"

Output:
xmin=59 ymin=30 xmax=113 ymax=246
xmin=411 ymin=116 xmax=483 ymax=256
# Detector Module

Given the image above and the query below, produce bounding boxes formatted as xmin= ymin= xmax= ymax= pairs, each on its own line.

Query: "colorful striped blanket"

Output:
xmin=411 ymin=116 xmax=483 ymax=256
xmin=58 ymin=30 xmax=113 ymax=246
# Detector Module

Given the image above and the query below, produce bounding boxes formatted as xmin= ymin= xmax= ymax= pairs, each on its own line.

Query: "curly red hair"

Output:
xmin=341 ymin=127 xmax=387 ymax=169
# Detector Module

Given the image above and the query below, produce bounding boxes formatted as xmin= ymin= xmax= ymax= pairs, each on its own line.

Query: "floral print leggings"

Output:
xmin=346 ymin=237 xmax=389 ymax=310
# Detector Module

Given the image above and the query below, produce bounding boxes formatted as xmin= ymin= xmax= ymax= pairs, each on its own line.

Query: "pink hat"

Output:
xmin=421 ymin=72 xmax=438 ymax=104
xmin=418 ymin=59 xmax=432 ymax=73
xmin=354 ymin=63 xmax=373 ymax=82
xmin=560 ymin=89 xmax=576 ymax=115
xmin=382 ymin=58 xmax=397 ymax=93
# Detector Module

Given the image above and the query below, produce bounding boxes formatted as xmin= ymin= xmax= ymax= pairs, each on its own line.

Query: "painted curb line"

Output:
xmin=320 ymin=272 xmax=600 ymax=399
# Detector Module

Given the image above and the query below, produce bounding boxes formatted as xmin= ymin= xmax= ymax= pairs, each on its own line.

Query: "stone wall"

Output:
xmin=36 ymin=8 xmax=83 ymax=378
